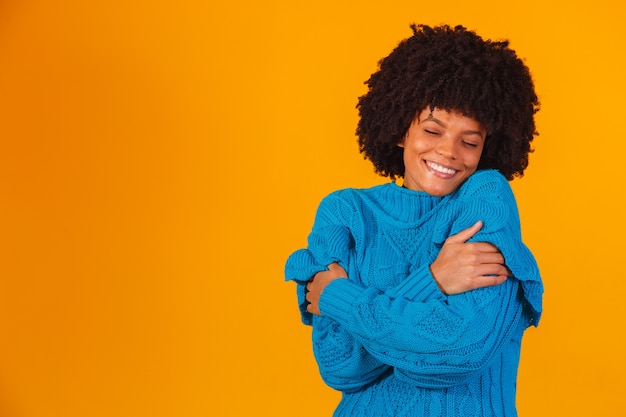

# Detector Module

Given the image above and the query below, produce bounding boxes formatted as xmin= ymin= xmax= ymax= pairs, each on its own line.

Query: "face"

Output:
xmin=398 ymin=107 xmax=486 ymax=196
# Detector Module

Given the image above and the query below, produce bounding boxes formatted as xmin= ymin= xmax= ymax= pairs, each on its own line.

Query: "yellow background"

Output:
xmin=0 ymin=0 xmax=624 ymax=416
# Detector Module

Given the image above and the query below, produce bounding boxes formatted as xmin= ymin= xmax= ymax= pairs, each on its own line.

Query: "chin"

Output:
xmin=420 ymin=185 xmax=446 ymax=196
xmin=425 ymin=178 xmax=468 ymax=197
xmin=427 ymin=190 xmax=452 ymax=197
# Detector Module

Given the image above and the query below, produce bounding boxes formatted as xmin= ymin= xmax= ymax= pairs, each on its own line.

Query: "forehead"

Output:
xmin=417 ymin=107 xmax=485 ymax=132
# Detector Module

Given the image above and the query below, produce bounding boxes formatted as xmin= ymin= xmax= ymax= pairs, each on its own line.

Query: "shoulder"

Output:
xmin=315 ymin=182 xmax=395 ymax=222
xmin=314 ymin=183 xmax=390 ymax=225
xmin=320 ymin=183 xmax=392 ymax=207
xmin=453 ymin=169 xmax=514 ymax=201
xmin=437 ymin=169 xmax=520 ymax=237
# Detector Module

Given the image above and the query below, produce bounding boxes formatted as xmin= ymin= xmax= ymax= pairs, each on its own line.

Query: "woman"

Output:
xmin=285 ymin=24 xmax=543 ymax=416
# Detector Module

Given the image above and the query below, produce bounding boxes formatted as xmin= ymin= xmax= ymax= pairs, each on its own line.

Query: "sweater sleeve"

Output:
xmin=285 ymin=190 xmax=393 ymax=390
xmin=310 ymin=263 xmax=443 ymax=392
xmin=284 ymin=190 xmax=355 ymax=325
xmin=317 ymin=171 xmax=543 ymax=388
xmin=311 ymin=315 xmax=389 ymax=392
xmin=285 ymin=245 xmax=392 ymax=391
xmin=433 ymin=170 xmax=543 ymax=325
xmin=319 ymin=275 xmax=524 ymax=388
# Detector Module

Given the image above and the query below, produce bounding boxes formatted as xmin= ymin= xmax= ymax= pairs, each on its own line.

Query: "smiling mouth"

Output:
xmin=426 ymin=161 xmax=458 ymax=175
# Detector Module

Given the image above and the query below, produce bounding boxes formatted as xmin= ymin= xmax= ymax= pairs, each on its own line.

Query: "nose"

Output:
xmin=436 ymin=137 xmax=457 ymax=159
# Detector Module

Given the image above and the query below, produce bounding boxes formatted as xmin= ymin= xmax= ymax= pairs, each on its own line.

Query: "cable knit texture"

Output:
xmin=285 ymin=169 xmax=543 ymax=417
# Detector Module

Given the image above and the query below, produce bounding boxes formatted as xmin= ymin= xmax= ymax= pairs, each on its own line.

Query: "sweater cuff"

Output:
xmin=387 ymin=264 xmax=445 ymax=302
xmin=319 ymin=278 xmax=364 ymax=321
xmin=284 ymin=248 xmax=326 ymax=283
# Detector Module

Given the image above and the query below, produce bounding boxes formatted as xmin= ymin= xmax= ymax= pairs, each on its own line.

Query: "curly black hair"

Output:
xmin=356 ymin=24 xmax=540 ymax=180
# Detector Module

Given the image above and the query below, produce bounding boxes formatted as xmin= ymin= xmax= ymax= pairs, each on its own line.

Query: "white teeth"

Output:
xmin=426 ymin=161 xmax=456 ymax=175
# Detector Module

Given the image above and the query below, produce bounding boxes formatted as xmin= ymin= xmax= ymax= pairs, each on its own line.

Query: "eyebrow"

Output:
xmin=420 ymin=117 xmax=486 ymax=138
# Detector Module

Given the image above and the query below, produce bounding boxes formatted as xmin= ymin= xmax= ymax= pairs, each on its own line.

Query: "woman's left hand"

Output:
xmin=306 ymin=262 xmax=347 ymax=316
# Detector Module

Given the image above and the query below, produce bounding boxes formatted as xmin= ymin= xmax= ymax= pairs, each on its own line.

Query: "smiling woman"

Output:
xmin=284 ymin=23 xmax=543 ymax=417
xmin=398 ymin=108 xmax=486 ymax=196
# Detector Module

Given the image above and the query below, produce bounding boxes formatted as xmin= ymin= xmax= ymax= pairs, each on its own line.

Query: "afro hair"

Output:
xmin=356 ymin=24 xmax=540 ymax=180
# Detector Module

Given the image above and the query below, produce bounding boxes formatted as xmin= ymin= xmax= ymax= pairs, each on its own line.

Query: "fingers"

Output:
xmin=473 ymin=263 xmax=510 ymax=277
xmin=469 ymin=274 xmax=507 ymax=290
xmin=462 ymin=242 xmax=504 ymax=265
xmin=306 ymin=301 xmax=319 ymax=316
xmin=470 ymin=242 xmax=501 ymax=253
xmin=445 ymin=221 xmax=483 ymax=244
xmin=306 ymin=264 xmax=346 ymax=317
xmin=305 ymin=278 xmax=320 ymax=315
xmin=476 ymin=251 xmax=505 ymax=265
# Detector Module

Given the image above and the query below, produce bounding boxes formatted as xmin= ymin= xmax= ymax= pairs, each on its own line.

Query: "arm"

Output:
xmin=284 ymin=192 xmax=392 ymax=390
xmin=289 ymin=190 xmax=512 ymax=390
xmin=284 ymin=190 xmax=354 ymax=325
xmin=309 ymin=172 xmax=542 ymax=387
xmin=284 ymin=248 xmax=329 ymax=325
xmin=311 ymin=315 xmax=389 ymax=392
xmin=317 ymin=274 xmax=524 ymax=388
xmin=287 ymin=257 xmax=392 ymax=392
xmin=306 ymin=259 xmax=519 ymax=390
xmin=429 ymin=221 xmax=508 ymax=295
xmin=305 ymin=222 xmax=509 ymax=391
xmin=306 ymin=220 xmax=509 ymax=317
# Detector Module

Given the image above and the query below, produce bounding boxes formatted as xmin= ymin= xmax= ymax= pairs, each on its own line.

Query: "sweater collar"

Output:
xmin=361 ymin=181 xmax=444 ymax=225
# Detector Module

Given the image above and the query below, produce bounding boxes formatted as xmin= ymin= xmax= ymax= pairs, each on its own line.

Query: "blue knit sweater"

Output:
xmin=285 ymin=170 xmax=543 ymax=417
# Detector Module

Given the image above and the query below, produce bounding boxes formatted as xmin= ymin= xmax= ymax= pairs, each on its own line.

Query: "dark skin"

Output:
xmin=306 ymin=220 xmax=508 ymax=316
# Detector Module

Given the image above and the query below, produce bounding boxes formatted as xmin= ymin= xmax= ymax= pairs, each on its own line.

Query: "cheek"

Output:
xmin=407 ymin=137 xmax=429 ymax=154
xmin=460 ymin=155 xmax=481 ymax=174
xmin=469 ymin=148 xmax=484 ymax=168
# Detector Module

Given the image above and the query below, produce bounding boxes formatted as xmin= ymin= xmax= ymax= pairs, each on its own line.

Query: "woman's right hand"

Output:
xmin=430 ymin=221 xmax=509 ymax=295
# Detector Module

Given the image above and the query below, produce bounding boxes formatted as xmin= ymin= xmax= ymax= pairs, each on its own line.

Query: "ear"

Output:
xmin=397 ymin=135 xmax=406 ymax=148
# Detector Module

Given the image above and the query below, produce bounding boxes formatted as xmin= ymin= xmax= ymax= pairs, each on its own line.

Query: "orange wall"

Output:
xmin=0 ymin=0 xmax=624 ymax=416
